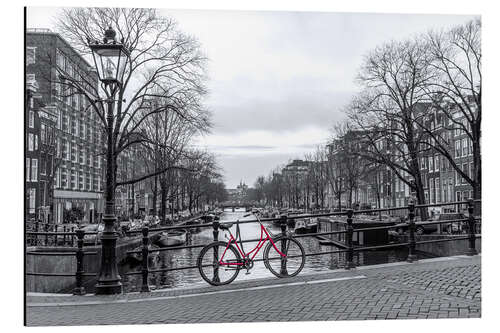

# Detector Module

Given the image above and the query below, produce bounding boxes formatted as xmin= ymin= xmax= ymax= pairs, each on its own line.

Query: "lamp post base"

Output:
xmin=95 ymin=282 xmax=123 ymax=295
xmin=95 ymin=228 xmax=123 ymax=295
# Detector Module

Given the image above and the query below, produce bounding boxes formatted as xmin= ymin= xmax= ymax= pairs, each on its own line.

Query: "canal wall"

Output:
xmin=26 ymin=235 xmax=148 ymax=293
xmin=398 ymin=234 xmax=481 ymax=257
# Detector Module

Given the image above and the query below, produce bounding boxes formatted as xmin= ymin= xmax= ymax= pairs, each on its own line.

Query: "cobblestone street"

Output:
xmin=26 ymin=255 xmax=481 ymax=326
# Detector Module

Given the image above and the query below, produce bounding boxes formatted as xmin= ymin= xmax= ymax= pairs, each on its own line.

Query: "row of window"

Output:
xmin=55 ymin=168 xmax=102 ymax=192
xmin=455 ymin=137 xmax=474 ymax=158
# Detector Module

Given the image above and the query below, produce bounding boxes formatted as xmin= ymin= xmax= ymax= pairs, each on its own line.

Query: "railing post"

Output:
xmin=345 ymin=209 xmax=355 ymax=269
xmin=407 ymin=202 xmax=418 ymax=262
xmin=279 ymin=214 xmax=288 ymax=276
xmin=44 ymin=223 xmax=49 ymax=246
xmin=140 ymin=226 xmax=150 ymax=292
xmin=212 ymin=218 xmax=220 ymax=283
xmin=73 ymin=228 xmax=86 ymax=295
xmin=34 ymin=220 xmax=39 ymax=246
xmin=63 ymin=225 xmax=67 ymax=246
xmin=466 ymin=199 xmax=478 ymax=256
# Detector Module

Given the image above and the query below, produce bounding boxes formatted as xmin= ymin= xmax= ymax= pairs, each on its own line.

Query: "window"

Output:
xmin=462 ymin=138 xmax=468 ymax=156
xmin=436 ymin=177 xmax=441 ymax=203
xmin=429 ymin=156 xmax=434 ymax=172
xmin=462 ymin=164 xmax=468 ymax=184
xmin=455 ymin=140 xmax=461 ymax=158
xmin=31 ymin=159 xmax=38 ymax=182
xmin=28 ymin=133 xmax=34 ymax=151
xmin=29 ymin=111 xmax=34 ymax=128
xmin=40 ymin=156 xmax=46 ymax=175
xmin=71 ymin=170 xmax=76 ymax=189
xmin=27 ymin=47 xmax=36 ymax=65
xmin=430 ymin=178 xmax=435 ymax=204
xmin=26 ymin=158 xmax=30 ymax=181
xmin=443 ymin=181 xmax=448 ymax=203
xmin=469 ymin=138 xmax=473 ymax=156
xmin=456 ymin=191 xmax=462 ymax=202
xmin=435 ymin=155 xmax=440 ymax=171
xmin=29 ymin=188 xmax=36 ymax=214
xmin=455 ymin=170 xmax=460 ymax=185
xmin=40 ymin=124 xmax=46 ymax=143
xmin=34 ymin=135 xmax=38 ymax=151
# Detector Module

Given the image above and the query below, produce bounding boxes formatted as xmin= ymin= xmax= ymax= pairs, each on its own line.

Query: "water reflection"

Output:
xmin=121 ymin=209 xmax=427 ymax=292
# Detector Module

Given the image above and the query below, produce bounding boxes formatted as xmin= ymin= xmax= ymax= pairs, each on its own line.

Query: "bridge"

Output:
xmin=25 ymin=199 xmax=481 ymax=325
xmin=27 ymin=254 xmax=480 ymax=325
xmin=216 ymin=201 xmax=264 ymax=211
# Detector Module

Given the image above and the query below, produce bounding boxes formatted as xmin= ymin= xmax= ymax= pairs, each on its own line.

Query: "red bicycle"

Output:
xmin=197 ymin=213 xmax=306 ymax=286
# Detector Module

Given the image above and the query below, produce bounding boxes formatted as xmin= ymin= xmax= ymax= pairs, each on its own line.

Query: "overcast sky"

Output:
xmin=27 ymin=8 xmax=476 ymax=188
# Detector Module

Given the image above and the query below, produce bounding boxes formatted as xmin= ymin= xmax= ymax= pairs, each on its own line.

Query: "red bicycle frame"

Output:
xmin=219 ymin=223 xmax=286 ymax=266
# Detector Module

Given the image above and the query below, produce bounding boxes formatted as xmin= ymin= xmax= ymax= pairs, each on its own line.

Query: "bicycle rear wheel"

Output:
xmin=263 ymin=237 xmax=305 ymax=278
xmin=197 ymin=241 xmax=241 ymax=286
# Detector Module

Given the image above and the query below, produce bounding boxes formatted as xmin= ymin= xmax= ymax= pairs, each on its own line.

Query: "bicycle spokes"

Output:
xmin=264 ymin=238 xmax=305 ymax=278
xmin=198 ymin=242 xmax=241 ymax=286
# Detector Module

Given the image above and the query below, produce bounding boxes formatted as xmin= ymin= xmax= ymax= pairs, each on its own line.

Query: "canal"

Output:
xmin=115 ymin=209 xmax=430 ymax=292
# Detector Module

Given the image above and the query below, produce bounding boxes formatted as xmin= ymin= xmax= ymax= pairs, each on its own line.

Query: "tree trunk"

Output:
xmin=159 ymin=176 xmax=167 ymax=224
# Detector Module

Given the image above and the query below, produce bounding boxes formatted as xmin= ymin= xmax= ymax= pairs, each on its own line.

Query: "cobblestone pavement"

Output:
xmin=26 ymin=255 xmax=481 ymax=326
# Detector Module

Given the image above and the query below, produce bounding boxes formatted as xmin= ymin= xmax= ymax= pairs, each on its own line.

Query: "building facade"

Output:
xmin=26 ymin=29 xmax=105 ymax=224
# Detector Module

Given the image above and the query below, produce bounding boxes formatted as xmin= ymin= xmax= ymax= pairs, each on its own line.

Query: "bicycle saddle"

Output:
xmin=219 ymin=222 xmax=233 ymax=230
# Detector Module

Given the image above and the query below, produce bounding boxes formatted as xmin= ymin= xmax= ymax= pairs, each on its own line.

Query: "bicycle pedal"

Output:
xmin=245 ymin=271 xmax=251 ymax=275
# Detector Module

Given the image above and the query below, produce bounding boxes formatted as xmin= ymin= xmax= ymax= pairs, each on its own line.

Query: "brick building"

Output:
xmin=327 ymin=100 xmax=476 ymax=214
xmin=26 ymin=29 xmax=105 ymax=224
xmin=25 ymin=78 xmax=41 ymax=219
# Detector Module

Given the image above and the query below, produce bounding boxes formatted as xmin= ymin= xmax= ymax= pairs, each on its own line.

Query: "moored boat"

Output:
xmin=155 ymin=229 xmax=187 ymax=247
xmin=294 ymin=219 xmax=308 ymax=234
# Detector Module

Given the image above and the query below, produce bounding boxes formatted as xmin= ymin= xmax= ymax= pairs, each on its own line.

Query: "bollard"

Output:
xmin=279 ymin=215 xmax=288 ymax=276
xmin=407 ymin=203 xmax=418 ymax=262
xmin=140 ymin=227 xmax=151 ymax=292
xmin=345 ymin=209 xmax=356 ymax=269
xmin=73 ymin=228 xmax=86 ymax=295
xmin=466 ymin=199 xmax=478 ymax=256
xmin=212 ymin=219 xmax=220 ymax=283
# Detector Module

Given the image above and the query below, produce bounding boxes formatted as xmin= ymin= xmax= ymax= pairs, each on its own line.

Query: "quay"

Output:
xmin=26 ymin=254 xmax=480 ymax=326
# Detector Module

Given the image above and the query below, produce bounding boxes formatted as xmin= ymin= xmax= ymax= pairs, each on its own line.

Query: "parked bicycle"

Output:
xmin=197 ymin=213 xmax=305 ymax=286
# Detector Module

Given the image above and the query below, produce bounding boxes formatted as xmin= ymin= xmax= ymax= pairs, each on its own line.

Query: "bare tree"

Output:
xmin=345 ymin=38 xmax=434 ymax=217
xmin=48 ymin=8 xmax=211 ymax=219
xmin=420 ymin=19 xmax=481 ymax=205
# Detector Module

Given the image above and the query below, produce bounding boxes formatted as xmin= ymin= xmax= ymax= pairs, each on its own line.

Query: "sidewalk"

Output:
xmin=26 ymin=254 xmax=481 ymax=326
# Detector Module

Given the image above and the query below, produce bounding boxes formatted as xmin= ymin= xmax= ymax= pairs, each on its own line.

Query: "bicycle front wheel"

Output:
xmin=197 ymin=241 xmax=241 ymax=286
xmin=263 ymin=237 xmax=305 ymax=278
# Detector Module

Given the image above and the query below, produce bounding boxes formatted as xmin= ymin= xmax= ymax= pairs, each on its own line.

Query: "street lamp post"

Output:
xmin=88 ymin=27 xmax=130 ymax=295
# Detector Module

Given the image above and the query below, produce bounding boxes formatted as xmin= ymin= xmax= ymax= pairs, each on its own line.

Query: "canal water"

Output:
xmin=120 ymin=209 xmax=429 ymax=292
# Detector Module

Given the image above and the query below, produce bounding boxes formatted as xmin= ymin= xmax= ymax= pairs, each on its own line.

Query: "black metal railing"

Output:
xmin=26 ymin=228 xmax=99 ymax=295
xmin=122 ymin=199 xmax=480 ymax=293
xmin=26 ymin=199 xmax=481 ymax=295
xmin=26 ymin=221 xmax=78 ymax=247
